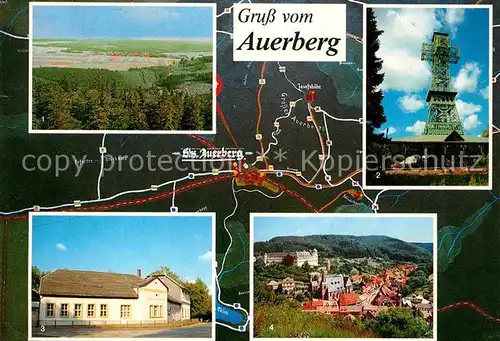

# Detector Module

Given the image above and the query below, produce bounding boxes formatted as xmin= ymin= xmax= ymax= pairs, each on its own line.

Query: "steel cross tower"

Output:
xmin=420 ymin=32 xmax=464 ymax=135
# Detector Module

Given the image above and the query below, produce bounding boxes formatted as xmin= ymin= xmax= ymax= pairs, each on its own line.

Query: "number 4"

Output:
xmin=269 ymin=324 xmax=274 ymax=330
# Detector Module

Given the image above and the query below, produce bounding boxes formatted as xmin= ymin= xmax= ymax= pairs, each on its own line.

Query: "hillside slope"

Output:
xmin=254 ymin=235 xmax=432 ymax=264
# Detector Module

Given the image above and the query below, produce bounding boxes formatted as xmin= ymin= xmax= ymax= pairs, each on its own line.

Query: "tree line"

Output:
xmin=32 ymin=67 xmax=213 ymax=131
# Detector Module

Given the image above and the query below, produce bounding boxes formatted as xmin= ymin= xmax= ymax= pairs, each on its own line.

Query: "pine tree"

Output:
xmin=366 ymin=8 xmax=387 ymax=135
xmin=366 ymin=8 xmax=389 ymax=177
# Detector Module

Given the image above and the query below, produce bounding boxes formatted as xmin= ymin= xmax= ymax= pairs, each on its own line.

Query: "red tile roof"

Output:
xmin=339 ymin=293 xmax=360 ymax=306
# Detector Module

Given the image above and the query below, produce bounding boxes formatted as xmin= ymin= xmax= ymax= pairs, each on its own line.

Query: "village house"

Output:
xmin=281 ymin=277 xmax=295 ymax=294
xmin=147 ymin=271 xmax=191 ymax=321
xmin=321 ymin=275 xmax=353 ymax=300
xmin=264 ymin=249 xmax=318 ymax=267
xmin=38 ymin=269 xmax=190 ymax=326
xmin=266 ymin=280 xmax=280 ymax=291
xmin=294 ymin=281 xmax=309 ymax=293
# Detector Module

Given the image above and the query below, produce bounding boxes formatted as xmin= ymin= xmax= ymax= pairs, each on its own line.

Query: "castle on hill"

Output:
xmin=264 ymin=249 xmax=319 ymax=267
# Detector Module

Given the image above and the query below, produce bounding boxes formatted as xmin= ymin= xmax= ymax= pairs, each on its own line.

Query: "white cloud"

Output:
xmin=198 ymin=251 xmax=213 ymax=261
xmin=398 ymin=94 xmax=425 ymax=112
xmin=463 ymin=114 xmax=482 ymax=130
xmin=454 ymin=62 xmax=481 ymax=93
xmin=480 ymin=86 xmax=489 ymax=100
xmin=455 ymin=99 xmax=483 ymax=131
xmin=374 ymin=8 xmax=467 ymax=93
xmin=386 ymin=126 xmax=397 ymax=135
xmin=56 ymin=243 xmax=67 ymax=251
xmin=441 ymin=9 xmax=465 ymax=37
xmin=375 ymin=8 xmax=440 ymax=92
xmin=376 ymin=126 xmax=398 ymax=136
xmin=456 ymin=99 xmax=482 ymax=118
xmin=405 ymin=120 xmax=426 ymax=135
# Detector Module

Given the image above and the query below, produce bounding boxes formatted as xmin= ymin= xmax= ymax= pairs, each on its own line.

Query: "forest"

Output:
xmin=31 ymin=60 xmax=213 ymax=131
xmin=254 ymin=234 xmax=433 ymax=265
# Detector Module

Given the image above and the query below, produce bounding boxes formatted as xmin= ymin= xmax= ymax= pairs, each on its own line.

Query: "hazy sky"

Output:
xmin=33 ymin=6 xmax=213 ymax=39
xmin=254 ymin=216 xmax=434 ymax=243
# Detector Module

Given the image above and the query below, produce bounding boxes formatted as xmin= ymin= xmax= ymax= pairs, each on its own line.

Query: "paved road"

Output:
xmin=136 ymin=324 xmax=212 ymax=338
xmin=32 ymin=323 xmax=212 ymax=338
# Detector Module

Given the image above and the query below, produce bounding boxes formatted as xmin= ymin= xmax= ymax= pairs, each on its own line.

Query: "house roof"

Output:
xmin=339 ymin=293 xmax=360 ymax=306
xmin=147 ymin=273 xmax=187 ymax=290
xmin=168 ymin=296 xmax=183 ymax=305
xmin=40 ymin=269 xmax=147 ymax=299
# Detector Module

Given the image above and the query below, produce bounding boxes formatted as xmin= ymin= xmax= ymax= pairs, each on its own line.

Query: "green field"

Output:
xmin=33 ymin=39 xmax=213 ymax=55
xmin=254 ymin=303 xmax=376 ymax=338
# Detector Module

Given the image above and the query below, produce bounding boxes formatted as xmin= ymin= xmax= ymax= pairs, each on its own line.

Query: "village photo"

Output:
xmin=29 ymin=212 xmax=215 ymax=340
xmin=363 ymin=5 xmax=492 ymax=188
xmin=29 ymin=3 xmax=216 ymax=134
xmin=250 ymin=213 xmax=437 ymax=340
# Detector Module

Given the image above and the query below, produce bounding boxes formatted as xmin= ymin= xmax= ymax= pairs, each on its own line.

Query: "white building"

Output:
xmin=39 ymin=269 xmax=177 ymax=326
xmin=149 ymin=273 xmax=191 ymax=321
xmin=264 ymin=249 xmax=318 ymax=267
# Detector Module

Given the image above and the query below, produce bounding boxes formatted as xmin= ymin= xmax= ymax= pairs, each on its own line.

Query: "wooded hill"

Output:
xmin=32 ymin=61 xmax=213 ymax=131
xmin=254 ymin=235 xmax=432 ymax=264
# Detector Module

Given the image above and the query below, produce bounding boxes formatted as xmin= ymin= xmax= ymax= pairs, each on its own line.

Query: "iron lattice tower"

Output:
xmin=420 ymin=32 xmax=464 ymax=135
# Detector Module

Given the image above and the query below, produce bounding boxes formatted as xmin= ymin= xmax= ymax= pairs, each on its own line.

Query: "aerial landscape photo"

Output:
xmin=252 ymin=214 xmax=436 ymax=339
xmin=30 ymin=4 xmax=215 ymax=132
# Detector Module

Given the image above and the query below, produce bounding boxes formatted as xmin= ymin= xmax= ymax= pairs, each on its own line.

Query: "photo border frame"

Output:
xmin=28 ymin=211 xmax=217 ymax=341
xmin=28 ymin=2 xmax=217 ymax=135
xmin=249 ymin=212 xmax=438 ymax=341
xmin=361 ymin=4 xmax=493 ymax=190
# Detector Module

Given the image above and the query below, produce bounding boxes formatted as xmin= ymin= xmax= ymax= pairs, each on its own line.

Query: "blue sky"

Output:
xmin=254 ymin=216 xmax=434 ymax=242
xmin=373 ymin=7 xmax=490 ymax=138
xmin=32 ymin=215 xmax=213 ymax=287
xmin=33 ymin=6 xmax=213 ymax=39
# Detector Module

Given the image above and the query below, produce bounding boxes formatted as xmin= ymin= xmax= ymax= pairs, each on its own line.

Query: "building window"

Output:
xmin=88 ymin=304 xmax=95 ymax=317
xmin=149 ymin=305 xmax=163 ymax=318
xmin=60 ymin=303 xmax=69 ymax=317
xmin=120 ymin=305 xmax=131 ymax=319
xmin=46 ymin=303 xmax=54 ymax=317
xmin=74 ymin=304 xmax=82 ymax=318
xmin=100 ymin=304 xmax=108 ymax=317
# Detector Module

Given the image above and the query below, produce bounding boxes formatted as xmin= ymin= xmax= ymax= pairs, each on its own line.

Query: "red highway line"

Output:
xmin=0 ymin=174 xmax=234 ymax=221
xmin=0 ymin=173 xmax=323 ymax=220
xmin=216 ymin=102 xmax=240 ymax=149
xmin=266 ymin=178 xmax=318 ymax=213
xmin=438 ymin=302 xmax=500 ymax=323
xmin=188 ymin=134 xmax=217 ymax=148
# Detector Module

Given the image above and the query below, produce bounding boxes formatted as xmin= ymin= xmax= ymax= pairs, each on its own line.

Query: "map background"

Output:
xmin=0 ymin=0 xmax=499 ymax=340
